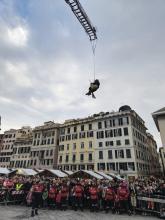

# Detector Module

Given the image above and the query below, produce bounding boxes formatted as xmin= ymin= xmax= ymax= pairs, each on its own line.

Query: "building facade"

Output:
xmin=152 ymin=107 xmax=165 ymax=176
xmin=58 ymin=119 xmax=96 ymax=171
xmin=0 ymin=127 xmax=32 ymax=168
xmin=10 ymin=133 xmax=32 ymax=168
xmin=58 ymin=106 xmax=159 ymax=179
xmin=30 ymin=121 xmax=60 ymax=169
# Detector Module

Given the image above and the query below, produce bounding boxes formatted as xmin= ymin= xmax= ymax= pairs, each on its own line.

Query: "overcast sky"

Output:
xmin=0 ymin=0 xmax=165 ymax=147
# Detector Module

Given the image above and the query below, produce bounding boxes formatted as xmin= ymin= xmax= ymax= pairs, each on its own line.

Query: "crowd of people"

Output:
xmin=0 ymin=175 xmax=164 ymax=218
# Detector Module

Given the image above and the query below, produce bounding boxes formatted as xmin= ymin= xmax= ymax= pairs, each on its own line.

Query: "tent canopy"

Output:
xmin=69 ymin=170 xmax=103 ymax=180
xmin=95 ymin=171 xmax=113 ymax=181
xmin=39 ymin=169 xmax=68 ymax=178
xmin=0 ymin=168 xmax=11 ymax=175
xmin=16 ymin=169 xmax=37 ymax=176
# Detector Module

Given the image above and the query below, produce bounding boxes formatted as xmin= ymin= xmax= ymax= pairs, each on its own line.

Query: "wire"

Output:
xmin=90 ymin=39 xmax=97 ymax=81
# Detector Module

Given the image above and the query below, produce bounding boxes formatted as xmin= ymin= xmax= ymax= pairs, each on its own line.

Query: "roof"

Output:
xmin=82 ymin=170 xmax=103 ymax=179
xmin=16 ymin=169 xmax=37 ymax=176
xmin=48 ymin=169 xmax=68 ymax=178
xmin=0 ymin=168 xmax=11 ymax=175
xmin=63 ymin=170 xmax=73 ymax=175
xmin=152 ymin=107 xmax=165 ymax=131
xmin=107 ymin=173 xmax=124 ymax=180
xmin=95 ymin=171 xmax=113 ymax=180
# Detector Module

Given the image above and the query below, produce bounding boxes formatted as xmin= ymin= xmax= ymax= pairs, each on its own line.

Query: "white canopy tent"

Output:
xmin=95 ymin=171 xmax=113 ymax=181
xmin=16 ymin=169 xmax=37 ymax=176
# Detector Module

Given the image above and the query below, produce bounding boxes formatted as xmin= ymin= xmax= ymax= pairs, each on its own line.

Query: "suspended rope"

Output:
xmin=90 ymin=39 xmax=97 ymax=81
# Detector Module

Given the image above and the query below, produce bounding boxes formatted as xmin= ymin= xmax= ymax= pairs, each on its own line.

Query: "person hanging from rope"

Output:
xmin=86 ymin=79 xmax=100 ymax=98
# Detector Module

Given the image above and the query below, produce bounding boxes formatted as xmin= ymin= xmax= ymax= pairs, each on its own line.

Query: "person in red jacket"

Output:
xmin=89 ymin=182 xmax=99 ymax=212
xmin=104 ymin=184 xmax=115 ymax=213
xmin=117 ymin=181 xmax=130 ymax=214
xmin=48 ymin=182 xmax=57 ymax=208
xmin=31 ymin=180 xmax=44 ymax=217
xmin=60 ymin=181 xmax=69 ymax=210
xmin=73 ymin=181 xmax=84 ymax=211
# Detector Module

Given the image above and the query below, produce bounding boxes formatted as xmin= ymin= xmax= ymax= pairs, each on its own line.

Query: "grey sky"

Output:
xmin=0 ymin=0 xmax=165 ymax=147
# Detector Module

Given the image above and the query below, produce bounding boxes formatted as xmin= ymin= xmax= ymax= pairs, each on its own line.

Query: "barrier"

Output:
xmin=136 ymin=194 xmax=165 ymax=218
xmin=0 ymin=188 xmax=26 ymax=205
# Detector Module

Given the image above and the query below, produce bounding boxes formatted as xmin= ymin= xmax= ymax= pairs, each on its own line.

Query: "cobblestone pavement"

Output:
xmin=0 ymin=206 xmax=158 ymax=220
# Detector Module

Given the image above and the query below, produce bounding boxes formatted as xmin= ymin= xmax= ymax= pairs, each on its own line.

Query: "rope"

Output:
xmin=90 ymin=39 xmax=97 ymax=81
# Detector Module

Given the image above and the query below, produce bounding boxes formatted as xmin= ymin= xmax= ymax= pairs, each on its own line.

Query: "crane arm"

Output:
xmin=65 ymin=0 xmax=97 ymax=41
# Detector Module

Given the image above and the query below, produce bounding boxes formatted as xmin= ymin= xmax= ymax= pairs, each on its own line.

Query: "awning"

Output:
xmin=0 ymin=168 xmax=11 ymax=175
xmin=48 ymin=169 xmax=68 ymax=178
xmin=95 ymin=171 xmax=113 ymax=180
xmin=62 ymin=170 xmax=73 ymax=175
xmin=16 ymin=169 xmax=37 ymax=176
xmin=107 ymin=173 xmax=124 ymax=180
xmin=69 ymin=170 xmax=103 ymax=180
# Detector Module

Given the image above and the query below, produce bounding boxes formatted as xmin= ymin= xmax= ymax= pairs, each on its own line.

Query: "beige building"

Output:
xmin=58 ymin=106 xmax=160 ymax=179
xmin=152 ymin=107 xmax=165 ymax=175
xmin=0 ymin=134 xmax=4 ymax=152
xmin=10 ymin=133 xmax=32 ymax=168
xmin=146 ymin=133 xmax=161 ymax=176
xmin=30 ymin=121 xmax=60 ymax=169
xmin=58 ymin=119 xmax=95 ymax=171
xmin=0 ymin=127 xmax=32 ymax=168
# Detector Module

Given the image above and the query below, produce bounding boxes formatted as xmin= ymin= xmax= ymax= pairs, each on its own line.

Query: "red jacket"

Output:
xmin=73 ymin=185 xmax=84 ymax=198
xmin=48 ymin=186 xmax=57 ymax=199
xmin=105 ymin=187 xmax=115 ymax=201
xmin=117 ymin=186 xmax=129 ymax=201
xmin=61 ymin=186 xmax=68 ymax=198
xmin=89 ymin=186 xmax=98 ymax=200
xmin=33 ymin=183 xmax=44 ymax=193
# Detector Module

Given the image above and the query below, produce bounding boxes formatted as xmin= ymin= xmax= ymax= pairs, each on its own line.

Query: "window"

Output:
xmin=81 ymin=142 xmax=84 ymax=149
xmin=128 ymin=162 xmax=135 ymax=171
xmin=80 ymin=154 xmax=84 ymax=161
xmin=89 ymin=153 xmax=92 ymax=161
xmin=118 ymin=118 xmax=123 ymax=126
xmin=115 ymin=150 xmax=118 ymax=158
xmin=124 ymin=127 xmax=129 ymax=136
xmin=72 ymin=154 xmax=76 ymax=162
xmin=37 ymin=140 xmax=40 ymax=145
xmin=74 ymin=126 xmax=77 ymax=132
xmin=108 ymin=150 xmax=113 ymax=159
xmin=105 ymin=141 xmax=113 ymax=147
xmin=126 ymin=149 xmax=131 ymax=158
xmin=59 ymin=156 xmax=62 ymax=163
xmin=116 ymin=140 xmax=121 ymax=146
xmin=66 ymin=155 xmax=69 ymax=162
xmin=67 ymin=127 xmax=70 ymax=134
xmin=73 ymin=143 xmax=76 ymax=150
xmin=104 ymin=121 xmax=107 ymax=128
xmin=88 ymin=124 xmax=92 ymax=130
xmin=97 ymin=131 xmax=104 ymax=139
xmin=119 ymin=150 xmax=124 ymax=158
xmin=46 ymin=150 xmax=49 ymax=156
xmin=119 ymin=162 xmax=127 ymax=171
xmin=125 ymin=139 xmax=130 ymax=145
xmin=51 ymin=138 xmax=54 ymax=144
xmin=47 ymin=139 xmax=50 ymax=144
xmin=81 ymin=125 xmax=84 ymax=131
xmin=67 ymin=144 xmax=69 ymax=150
xmin=99 ymin=142 xmax=103 ymax=147
xmin=50 ymin=150 xmax=53 ymax=156
xmin=87 ymin=131 xmax=93 ymax=138
xmin=118 ymin=128 xmax=122 ymax=136
xmin=98 ymin=122 xmax=102 ymax=129
xmin=99 ymin=151 xmax=103 ymax=159
xmin=89 ymin=141 xmax=92 ymax=148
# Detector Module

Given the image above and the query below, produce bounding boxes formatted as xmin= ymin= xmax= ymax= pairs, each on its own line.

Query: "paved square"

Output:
xmin=0 ymin=206 xmax=159 ymax=220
